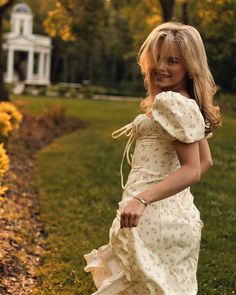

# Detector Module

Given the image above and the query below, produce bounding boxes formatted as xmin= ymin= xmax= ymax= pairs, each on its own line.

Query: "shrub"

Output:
xmin=0 ymin=143 xmax=9 ymax=196
xmin=0 ymin=103 xmax=22 ymax=196
xmin=0 ymin=102 xmax=23 ymax=133
xmin=0 ymin=112 xmax=12 ymax=137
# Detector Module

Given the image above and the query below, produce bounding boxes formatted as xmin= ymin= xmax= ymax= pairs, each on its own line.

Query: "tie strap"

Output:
xmin=112 ymin=123 xmax=135 ymax=189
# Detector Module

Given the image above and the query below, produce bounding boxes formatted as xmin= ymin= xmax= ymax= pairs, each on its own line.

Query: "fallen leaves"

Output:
xmin=0 ymin=106 xmax=87 ymax=294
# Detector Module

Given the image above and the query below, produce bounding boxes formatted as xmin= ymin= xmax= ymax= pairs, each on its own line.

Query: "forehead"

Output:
xmin=158 ymin=40 xmax=182 ymax=58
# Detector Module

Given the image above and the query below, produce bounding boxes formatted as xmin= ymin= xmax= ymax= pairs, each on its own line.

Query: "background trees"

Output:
xmin=1 ymin=0 xmax=235 ymax=99
xmin=192 ymin=0 xmax=236 ymax=91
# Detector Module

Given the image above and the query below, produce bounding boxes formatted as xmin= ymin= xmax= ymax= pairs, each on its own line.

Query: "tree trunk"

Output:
xmin=88 ymin=55 xmax=93 ymax=83
xmin=182 ymin=1 xmax=189 ymax=24
xmin=159 ymin=0 xmax=175 ymax=22
xmin=0 ymin=0 xmax=16 ymax=101
xmin=63 ymin=53 xmax=68 ymax=82
xmin=111 ymin=56 xmax=117 ymax=86
xmin=0 ymin=14 xmax=9 ymax=101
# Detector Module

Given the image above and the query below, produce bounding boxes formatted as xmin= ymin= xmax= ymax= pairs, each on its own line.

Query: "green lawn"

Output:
xmin=13 ymin=95 xmax=236 ymax=294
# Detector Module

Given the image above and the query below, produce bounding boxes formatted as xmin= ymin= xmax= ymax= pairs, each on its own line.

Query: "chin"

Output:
xmin=156 ymin=85 xmax=172 ymax=92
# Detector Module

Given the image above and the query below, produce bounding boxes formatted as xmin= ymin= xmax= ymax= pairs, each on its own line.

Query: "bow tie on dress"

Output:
xmin=112 ymin=123 xmax=135 ymax=189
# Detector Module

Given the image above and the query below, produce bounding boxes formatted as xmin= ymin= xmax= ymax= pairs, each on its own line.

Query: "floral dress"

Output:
xmin=84 ymin=91 xmax=208 ymax=295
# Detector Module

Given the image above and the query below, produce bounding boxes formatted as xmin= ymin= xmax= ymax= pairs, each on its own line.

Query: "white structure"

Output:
xmin=3 ymin=3 xmax=52 ymax=85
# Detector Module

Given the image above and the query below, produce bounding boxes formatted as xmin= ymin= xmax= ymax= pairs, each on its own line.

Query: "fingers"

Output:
xmin=121 ymin=211 xmax=130 ymax=228
xmin=120 ymin=212 xmax=139 ymax=228
xmin=120 ymin=198 xmax=146 ymax=228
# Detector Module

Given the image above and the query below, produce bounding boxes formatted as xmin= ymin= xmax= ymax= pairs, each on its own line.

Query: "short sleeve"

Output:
xmin=151 ymin=91 xmax=205 ymax=143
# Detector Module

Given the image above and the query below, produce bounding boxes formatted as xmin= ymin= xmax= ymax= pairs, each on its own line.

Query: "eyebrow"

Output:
xmin=158 ymin=55 xmax=180 ymax=61
xmin=168 ymin=56 xmax=180 ymax=61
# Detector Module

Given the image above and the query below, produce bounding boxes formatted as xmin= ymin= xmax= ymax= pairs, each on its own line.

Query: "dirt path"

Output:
xmin=0 ymin=108 xmax=87 ymax=294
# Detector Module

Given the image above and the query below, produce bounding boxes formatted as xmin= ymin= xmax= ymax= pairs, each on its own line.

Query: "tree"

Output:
xmin=0 ymin=0 xmax=16 ymax=101
xmin=44 ymin=0 xmax=107 ymax=83
xmin=192 ymin=0 xmax=236 ymax=90
xmin=159 ymin=0 xmax=175 ymax=22
xmin=181 ymin=1 xmax=188 ymax=24
xmin=4 ymin=0 xmax=232 ymax=93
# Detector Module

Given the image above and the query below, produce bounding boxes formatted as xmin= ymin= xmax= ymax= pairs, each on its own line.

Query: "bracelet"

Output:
xmin=133 ymin=196 xmax=148 ymax=207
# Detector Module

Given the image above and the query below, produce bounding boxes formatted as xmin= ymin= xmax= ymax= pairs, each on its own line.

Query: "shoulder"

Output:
xmin=151 ymin=91 xmax=206 ymax=143
xmin=153 ymin=91 xmax=196 ymax=106
xmin=152 ymin=91 xmax=203 ymax=119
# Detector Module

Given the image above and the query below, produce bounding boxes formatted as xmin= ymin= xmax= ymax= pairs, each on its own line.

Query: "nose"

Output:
xmin=157 ymin=58 xmax=167 ymax=71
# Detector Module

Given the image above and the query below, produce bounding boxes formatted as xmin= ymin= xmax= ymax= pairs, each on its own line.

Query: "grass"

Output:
xmin=13 ymin=95 xmax=236 ymax=294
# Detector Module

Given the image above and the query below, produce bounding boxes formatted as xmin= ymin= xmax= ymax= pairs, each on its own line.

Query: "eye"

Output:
xmin=167 ymin=57 xmax=179 ymax=65
xmin=152 ymin=69 xmax=158 ymax=75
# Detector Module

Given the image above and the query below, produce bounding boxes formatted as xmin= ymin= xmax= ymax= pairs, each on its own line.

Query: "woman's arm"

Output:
xmin=198 ymin=138 xmax=213 ymax=175
xmin=139 ymin=140 xmax=202 ymax=204
xmin=120 ymin=140 xmax=202 ymax=228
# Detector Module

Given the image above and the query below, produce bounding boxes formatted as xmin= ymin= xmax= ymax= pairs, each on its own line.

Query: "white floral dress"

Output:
xmin=84 ymin=91 xmax=208 ymax=295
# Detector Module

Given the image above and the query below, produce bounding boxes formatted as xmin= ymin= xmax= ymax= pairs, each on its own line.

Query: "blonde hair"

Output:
xmin=138 ymin=21 xmax=222 ymax=132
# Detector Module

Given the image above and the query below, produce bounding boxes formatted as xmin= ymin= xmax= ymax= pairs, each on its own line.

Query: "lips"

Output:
xmin=156 ymin=74 xmax=170 ymax=79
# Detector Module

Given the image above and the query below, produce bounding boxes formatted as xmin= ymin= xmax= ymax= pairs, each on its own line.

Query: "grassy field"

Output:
xmin=13 ymin=95 xmax=235 ymax=294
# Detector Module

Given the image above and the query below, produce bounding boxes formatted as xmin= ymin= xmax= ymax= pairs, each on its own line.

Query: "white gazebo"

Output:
xmin=3 ymin=3 xmax=52 ymax=85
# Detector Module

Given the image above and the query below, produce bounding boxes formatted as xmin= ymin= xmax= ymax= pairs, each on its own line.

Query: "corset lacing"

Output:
xmin=112 ymin=123 xmax=135 ymax=189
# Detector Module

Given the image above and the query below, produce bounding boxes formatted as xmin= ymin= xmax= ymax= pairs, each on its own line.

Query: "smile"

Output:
xmin=156 ymin=74 xmax=170 ymax=79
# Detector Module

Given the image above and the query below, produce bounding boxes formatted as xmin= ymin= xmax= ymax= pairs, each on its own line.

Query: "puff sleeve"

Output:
xmin=151 ymin=91 xmax=205 ymax=143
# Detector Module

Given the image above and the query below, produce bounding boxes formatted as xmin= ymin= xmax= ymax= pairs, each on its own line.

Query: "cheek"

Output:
xmin=173 ymin=66 xmax=187 ymax=79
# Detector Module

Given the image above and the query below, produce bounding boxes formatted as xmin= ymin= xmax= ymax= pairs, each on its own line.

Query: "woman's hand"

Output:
xmin=120 ymin=197 xmax=146 ymax=228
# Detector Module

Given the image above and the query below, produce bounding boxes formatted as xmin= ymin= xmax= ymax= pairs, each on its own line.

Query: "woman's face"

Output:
xmin=152 ymin=41 xmax=188 ymax=93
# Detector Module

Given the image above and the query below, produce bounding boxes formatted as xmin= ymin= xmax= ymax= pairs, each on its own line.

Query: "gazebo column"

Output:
xmin=38 ymin=51 xmax=44 ymax=82
xmin=26 ymin=49 xmax=34 ymax=83
xmin=45 ymin=52 xmax=51 ymax=84
xmin=6 ymin=47 xmax=14 ymax=82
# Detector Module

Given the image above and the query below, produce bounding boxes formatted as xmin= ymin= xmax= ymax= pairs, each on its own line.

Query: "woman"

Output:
xmin=84 ymin=21 xmax=221 ymax=295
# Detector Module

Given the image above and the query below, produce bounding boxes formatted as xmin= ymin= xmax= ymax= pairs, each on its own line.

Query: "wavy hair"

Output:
xmin=138 ymin=21 xmax=222 ymax=132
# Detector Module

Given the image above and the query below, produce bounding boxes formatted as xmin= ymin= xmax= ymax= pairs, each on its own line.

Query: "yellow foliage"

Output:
xmin=0 ymin=0 xmax=8 ymax=7
xmin=0 ymin=185 xmax=8 ymax=196
xmin=0 ymin=112 xmax=12 ymax=136
xmin=0 ymin=102 xmax=23 ymax=136
xmin=146 ymin=15 xmax=162 ymax=28
xmin=197 ymin=0 xmax=234 ymax=27
xmin=0 ymin=143 xmax=9 ymax=179
xmin=43 ymin=1 xmax=75 ymax=41
xmin=176 ymin=0 xmax=189 ymax=3
xmin=0 ymin=103 xmax=20 ymax=196
xmin=121 ymin=1 xmax=162 ymax=59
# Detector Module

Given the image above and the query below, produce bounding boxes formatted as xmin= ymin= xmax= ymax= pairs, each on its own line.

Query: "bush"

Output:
xmin=0 ymin=102 xmax=23 ymax=138
xmin=0 ymin=143 xmax=9 ymax=180
xmin=0 ymin=103 xmax=22 ymax=196
xmin=216 ymin=93 xmax=236 ymax=112
xmin=67 ymin=88 xmax=79 ymax=98
xmin=0 ymin=143 xmax=10 ymax=197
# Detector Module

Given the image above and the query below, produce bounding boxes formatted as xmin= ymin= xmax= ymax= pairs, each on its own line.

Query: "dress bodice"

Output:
xmin=112 ymin=91 xmax=208 ymax=189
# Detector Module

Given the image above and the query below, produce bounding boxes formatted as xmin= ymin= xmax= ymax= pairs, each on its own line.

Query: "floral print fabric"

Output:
xmin=84 ymin=91 xmax=206 ymax=295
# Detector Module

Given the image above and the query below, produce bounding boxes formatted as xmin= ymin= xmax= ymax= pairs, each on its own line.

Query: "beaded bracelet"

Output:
xmin=133 ymin=196 xmax=148 ymax=207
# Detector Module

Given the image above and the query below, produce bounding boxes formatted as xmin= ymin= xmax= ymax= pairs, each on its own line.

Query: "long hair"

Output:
xmin=138 ymin=21 xmax=222 ymax=132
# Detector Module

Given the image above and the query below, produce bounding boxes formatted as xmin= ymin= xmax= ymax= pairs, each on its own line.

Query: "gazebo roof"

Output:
xmin=12 ymin=3 xmax=32 ymax=14
xmin=5 ymin=32 xmax=51 ymax=47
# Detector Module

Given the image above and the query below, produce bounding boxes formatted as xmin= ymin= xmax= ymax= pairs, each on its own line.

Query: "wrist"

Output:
xmin=133 ymin=196 xmax=148 ymax=207
xmin=138 ymin=189 xmax=156 ymax=205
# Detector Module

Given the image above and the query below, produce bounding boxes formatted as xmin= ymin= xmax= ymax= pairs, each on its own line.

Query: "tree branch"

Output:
xmin=0 ymin=0 xmax=16 ymax=14
xmin=58 ymin=0 xmax=74 ymax=15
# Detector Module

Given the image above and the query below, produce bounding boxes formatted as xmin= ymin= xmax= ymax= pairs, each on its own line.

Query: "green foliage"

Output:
xmin=12 ymin=94 xmax=236 ymax=294
xmin=2 ymin=0 xmax=236 ymax=92
xmin=190 ymin=0 xmax=236 ymax=91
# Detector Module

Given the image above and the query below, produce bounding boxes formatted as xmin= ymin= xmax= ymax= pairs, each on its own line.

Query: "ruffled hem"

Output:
xmin=84 ymin=243 xmax=130 ymax=295
xmin=84 ymin=213 xmax=198 ymax=294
